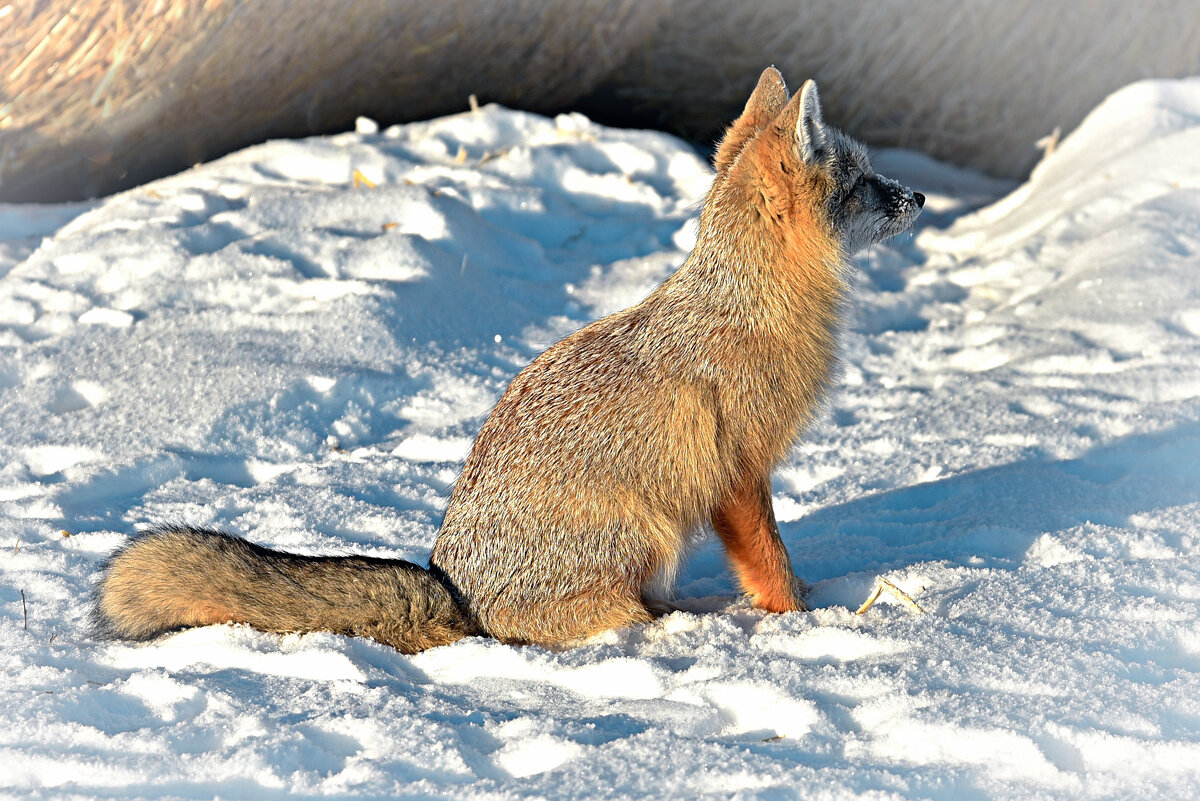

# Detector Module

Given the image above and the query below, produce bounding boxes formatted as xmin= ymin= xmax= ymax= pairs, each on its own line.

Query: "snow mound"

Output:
xmin=3 ymin=82 xmax=1200 ymax=799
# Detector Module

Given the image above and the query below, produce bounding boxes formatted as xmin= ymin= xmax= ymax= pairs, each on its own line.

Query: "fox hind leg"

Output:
xmin=483 ymin=587 xmax=655 ymax=647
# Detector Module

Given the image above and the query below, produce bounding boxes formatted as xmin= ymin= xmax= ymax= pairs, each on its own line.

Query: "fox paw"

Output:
xmin=751 ymin=584 xmax=808 ymax=614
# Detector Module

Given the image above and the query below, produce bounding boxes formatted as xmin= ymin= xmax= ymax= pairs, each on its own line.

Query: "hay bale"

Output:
xmin=592 ymin=0 xmax=1200 ymax=178
xmin=3 ymin=0 xmax=1198 ymax=202
xmin=0 ymin=0 xmax=665 ymax=202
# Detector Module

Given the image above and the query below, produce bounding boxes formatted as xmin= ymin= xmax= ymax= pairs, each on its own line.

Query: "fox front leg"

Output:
xmin=711 ymin=477 xmax=808 ymax=613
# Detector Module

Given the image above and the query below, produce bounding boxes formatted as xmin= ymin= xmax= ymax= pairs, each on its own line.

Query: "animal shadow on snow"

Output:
xmin=771 ymin=420 xmax=1200 ymax=591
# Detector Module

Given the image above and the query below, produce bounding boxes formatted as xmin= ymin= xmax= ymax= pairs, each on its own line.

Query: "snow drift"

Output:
xmin=2 ymin=78 xmax=1200 ymax=799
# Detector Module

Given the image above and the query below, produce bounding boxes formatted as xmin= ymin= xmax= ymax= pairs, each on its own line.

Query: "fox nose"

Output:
xmin=913 ymin=191 xmax=925 ymax=208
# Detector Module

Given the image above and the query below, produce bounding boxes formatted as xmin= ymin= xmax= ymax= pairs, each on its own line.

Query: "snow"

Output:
xmin=3 ymin=78 xmax=1200 ymax=799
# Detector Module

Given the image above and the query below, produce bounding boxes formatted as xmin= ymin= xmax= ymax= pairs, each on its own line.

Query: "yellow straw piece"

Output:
xmin=352 ymin=169 xmax=376 ymax=189
xmin=855 ymin=577 xmax=925 ymax=615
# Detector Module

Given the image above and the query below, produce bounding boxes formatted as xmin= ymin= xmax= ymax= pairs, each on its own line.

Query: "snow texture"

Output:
xmin=3 ymin=79 xmax=1200 ymax=799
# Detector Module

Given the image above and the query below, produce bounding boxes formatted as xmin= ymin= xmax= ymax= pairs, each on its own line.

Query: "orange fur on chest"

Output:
xmin=682 ymin=147 xmax=845 ymax=486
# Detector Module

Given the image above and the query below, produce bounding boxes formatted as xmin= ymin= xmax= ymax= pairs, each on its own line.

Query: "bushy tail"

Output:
xmin=92 ymin=526 xmax=479 ymax=654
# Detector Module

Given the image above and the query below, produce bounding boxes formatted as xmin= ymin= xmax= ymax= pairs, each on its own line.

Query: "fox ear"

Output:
xmin=774 ymin=78 xmax=826 ymax=164
xmin=796 ymin=80 xmax=826 ymax=163
xmin=713 ymin=67 xmax=789 ymax=173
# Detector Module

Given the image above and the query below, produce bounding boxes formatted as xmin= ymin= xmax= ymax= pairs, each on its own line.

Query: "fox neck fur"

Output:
xmin=642 ymin=80 xmax=846 ymax=490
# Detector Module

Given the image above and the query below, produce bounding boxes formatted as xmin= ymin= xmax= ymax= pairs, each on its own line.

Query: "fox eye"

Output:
xmin=853 ymin=173 xmax=867 ymax=189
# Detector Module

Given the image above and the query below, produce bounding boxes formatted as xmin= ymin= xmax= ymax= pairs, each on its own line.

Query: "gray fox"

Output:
xmin=94 ymin=69 xmax=924 ymax=653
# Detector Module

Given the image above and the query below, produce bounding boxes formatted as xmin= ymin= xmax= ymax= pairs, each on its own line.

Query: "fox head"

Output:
xmin=710 ymin=68 xmax=924 ymax=257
